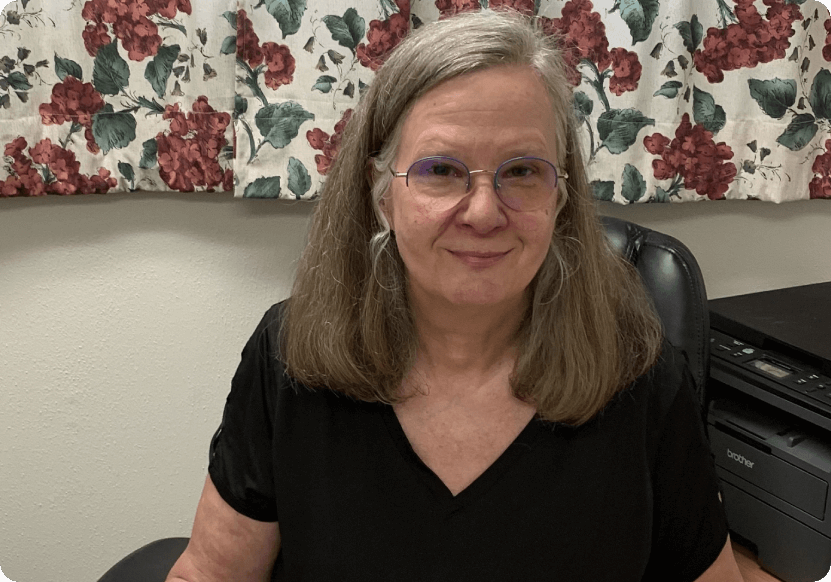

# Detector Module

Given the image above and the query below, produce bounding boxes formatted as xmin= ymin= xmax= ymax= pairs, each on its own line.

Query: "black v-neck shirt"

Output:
xmin=208 ymin=304 xmax=728 ymax=581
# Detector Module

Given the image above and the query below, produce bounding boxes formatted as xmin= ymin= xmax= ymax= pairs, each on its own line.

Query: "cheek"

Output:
xmin=513 ymin=208 xmax=557 ymax=240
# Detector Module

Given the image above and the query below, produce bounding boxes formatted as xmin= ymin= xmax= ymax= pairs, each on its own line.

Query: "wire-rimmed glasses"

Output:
xmin=389 ymin=155 xmax=567 ymax=212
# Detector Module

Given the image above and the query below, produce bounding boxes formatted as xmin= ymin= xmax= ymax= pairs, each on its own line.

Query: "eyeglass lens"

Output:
xmin=405 ymin=156 xmax=559 ymax=211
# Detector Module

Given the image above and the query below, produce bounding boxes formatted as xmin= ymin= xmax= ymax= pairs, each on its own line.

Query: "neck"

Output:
xmin=409 ymin=293 xmax=526 ymax=380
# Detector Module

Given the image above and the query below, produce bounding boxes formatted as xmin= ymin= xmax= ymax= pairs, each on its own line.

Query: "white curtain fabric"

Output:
xmin=0 ymin=0 xmax=829 ymax=203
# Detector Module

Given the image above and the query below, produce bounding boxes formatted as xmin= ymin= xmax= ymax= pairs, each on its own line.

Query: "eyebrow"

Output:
xmin=410 ymin=139 xmax=553 ymax=163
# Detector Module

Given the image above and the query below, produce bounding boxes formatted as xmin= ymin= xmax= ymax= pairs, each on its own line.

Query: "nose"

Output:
xmin=455 ymin=171 xmax=507 ymax=233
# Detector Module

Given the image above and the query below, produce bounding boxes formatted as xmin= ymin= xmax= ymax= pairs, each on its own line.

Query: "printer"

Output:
xmin=707 ymin=281 xmax=831 ymax=582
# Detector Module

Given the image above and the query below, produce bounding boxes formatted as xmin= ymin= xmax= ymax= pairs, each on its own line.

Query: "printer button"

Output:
xmin=795 ymin=378 xmax=808 ymax=385
xmin=785 ymin=433 xmax=807 ymax=447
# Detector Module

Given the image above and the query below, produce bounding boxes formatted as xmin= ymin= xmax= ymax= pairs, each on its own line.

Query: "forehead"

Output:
xmin=398 ymin=65 xmax=561 ymax=160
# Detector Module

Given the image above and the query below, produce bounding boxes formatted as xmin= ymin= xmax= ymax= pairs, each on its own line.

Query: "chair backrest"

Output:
xmin=600 ymin=216 xmax=710 ymax=405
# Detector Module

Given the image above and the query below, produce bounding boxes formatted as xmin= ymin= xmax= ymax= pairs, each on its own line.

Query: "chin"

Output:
xmin=444 ymin=284 xmax=522 ymax=308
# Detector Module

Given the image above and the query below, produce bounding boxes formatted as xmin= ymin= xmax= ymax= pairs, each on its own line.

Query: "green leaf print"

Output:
xmin=323 ymin=8 xmax=366 ymax=53
xmin=118 ymin=161 xmax=135 ymax=189
xmin=654 ymin=81 xmax=683 ymax=98
xmin=220 ymin=35 xmax=237 ymax=56
xmin=234 ymin=95 xmax=248 ymax=119
xmin=139 ymin=138 xmax=158 ymax=169
xmin=243 ymin=175 xmax=282 ymax=198
xmin=287 ymin=157 xmax=311 ymax=197
xmin=748 ymin=78 xmax=797 ymax=119
xmin=221 ymin=10 xmax=237 ymax=29
xmin=264 ymin=0 xmax=307 ymax=39
xmin=591 ymin=180 xmax=615 ymax=201
xmin=809 ymin=69 xmax=831 ymax=120
xmin=621 ymin=164 xmax=646 ymax=203
xmin=617 ymin=0 xmax=660 ymax=44
xmin=92 ymin=41 xmax=130 ymax=96
xmin=255 ymin=101 xmax=315 ymax=149
xmin=596 ymin=109 xmax=655 ymax=154
xmin=5 ymin=71 xmax=31 ymax=91
xmin=692 ymin=87 xmax=726 ymax=134
xmin=145 ymin=44 xmax=180 ymax=99
xmin=573 ymin=91 xmax=593 ymax=120
xmin=91 ymin=104 xmax=137 ymax=154
xmin=675 ymin=15 xmax=703 ymax=53
xmin=54 ymin=54 xmax=83 ymax=82
xmin=312 ymin=75 xmax=338 ymax=93
xmin=653 ymin=187 xmax=671 ymax=203
xmin=776 ymin=113 xmax=817 ymax=150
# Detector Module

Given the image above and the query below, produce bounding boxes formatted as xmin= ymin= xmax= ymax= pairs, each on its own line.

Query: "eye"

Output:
xmin=425 ymin=161 xmax=463 ymax=178
xmin=410 ymin=157 xmax=467 ymax=182
xmin=500 ymin=161 xmax=540 ymax=180
xmin=504 ymin=164 xmax=535 ymax=178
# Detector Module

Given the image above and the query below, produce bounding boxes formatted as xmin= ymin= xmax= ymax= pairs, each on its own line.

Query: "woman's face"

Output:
xmin=380 ymin=65 xmax=563 ymax=313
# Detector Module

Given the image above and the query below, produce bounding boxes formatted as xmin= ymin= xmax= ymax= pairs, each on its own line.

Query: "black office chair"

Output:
xmin=600 ymin=216 xmax=710 ymax=403
xmin=96 ymin=216 xmax=709 ymax=582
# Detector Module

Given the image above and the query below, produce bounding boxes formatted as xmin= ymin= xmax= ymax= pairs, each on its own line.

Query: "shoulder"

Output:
xmin=242 ymin=300 xmax=356 ymax=408
xmin=256 ymin=300 xmax=288 ymax=349
xmin=590 ymin=341 xmax=698 ymax=445
xmin=236 ymin=301 xmax=289 ymax=372
xmin=625 ymin=340 xmax=694 ymax=415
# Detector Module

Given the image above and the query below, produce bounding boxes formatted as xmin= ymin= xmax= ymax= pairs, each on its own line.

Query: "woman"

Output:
xmin=167 ymin=9 xmax=743 ymax=582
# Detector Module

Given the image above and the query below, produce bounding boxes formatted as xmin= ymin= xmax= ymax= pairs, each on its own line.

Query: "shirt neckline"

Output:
xmin=380 ymin=403 xmax=545 ymax=511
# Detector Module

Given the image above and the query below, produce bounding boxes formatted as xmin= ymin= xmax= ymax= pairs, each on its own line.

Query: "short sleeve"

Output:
xmin=642 ymin=362 xmax=729 ymax=581
xmin=208 ymin=305 xmax=283 ymax=522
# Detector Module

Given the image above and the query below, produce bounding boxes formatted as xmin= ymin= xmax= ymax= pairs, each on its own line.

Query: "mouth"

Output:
xmin=448 ymin=249 xmax=511 ymax=267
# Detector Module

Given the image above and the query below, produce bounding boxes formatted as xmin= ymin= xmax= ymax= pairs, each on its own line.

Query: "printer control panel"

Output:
xmin=710 ymin=330 xmax=831 ymax=430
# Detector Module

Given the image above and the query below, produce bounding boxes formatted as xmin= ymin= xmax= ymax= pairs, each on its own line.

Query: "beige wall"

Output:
xmin=1 ymin=194 xmax=830 ymax=582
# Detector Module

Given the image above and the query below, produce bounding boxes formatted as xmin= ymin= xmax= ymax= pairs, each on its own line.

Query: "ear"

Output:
xmin=378 ymin=193 xmax=394 ymax=231
xmin=368 ymin=158 xmax=395 ymax=230
xmin=365 ymin=157 xmax=375 ymax=187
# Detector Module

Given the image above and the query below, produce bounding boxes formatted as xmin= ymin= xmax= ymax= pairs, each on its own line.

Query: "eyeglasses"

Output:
xmin=389 ymin=155 xmax=567 ymax=212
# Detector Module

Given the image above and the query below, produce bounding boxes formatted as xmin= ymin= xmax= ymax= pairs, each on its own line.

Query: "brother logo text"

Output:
xmin=727 ymin=448 xmax=754 ymax=469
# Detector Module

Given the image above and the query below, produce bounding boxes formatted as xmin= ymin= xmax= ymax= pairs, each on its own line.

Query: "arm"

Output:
xmin=694 ymin=536 xmax=743 ymax=582
xmin=166 ymin=475 xmax=281 ymax=582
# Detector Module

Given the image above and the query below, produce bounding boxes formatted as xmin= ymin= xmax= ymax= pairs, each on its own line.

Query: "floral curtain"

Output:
xmin=1 ymin=0 xmax=830 ymax=203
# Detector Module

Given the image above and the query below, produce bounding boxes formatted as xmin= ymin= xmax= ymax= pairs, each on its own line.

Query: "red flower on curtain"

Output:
xmin=823 ymin=19 xmax=831 ymax=61
xmin=608 ymin=47 xmax=641 ymax=96
xmin=261 ymin=43 xmax=296 ymax=90
xmin=146 ymin=0 xmax=192 ymax=19
xmin=155 ymin=96 xmax=233 ymax=192
xmin=306 ymin=109 xmax=353 ymax=175
xmin=237 ymin=9 xmax=295 ymax=88
xmin=693 ymin=0 xmax=802 ymax=83
xmin=543 ymin=0 xmax=640 ymax=96
xmin=809 ymin=140 xmax=831 ymax=199
xmin=238 ymin=10 xmax=264 ymax=68
xmin=489 ymin=0 xmax=535 ymax=15
xmin=357 ymin=0 xmax=410 ymax=71
xmin=0 ymin=137 xmax=117 ymax=196
xmin=38 ymin=76 xmax=107 ymax=154
xmin=435 ymin=0 xmax=480 ymax=18
xmin=81 ymin=0 xmax=192 ymax=62
xmin=643 ymin=113 xmax=737 ymax=200
xmin=434 ymin=1 xmax=533 ymax=25
xmin=543 ymin=0 xmax=611 ymax=85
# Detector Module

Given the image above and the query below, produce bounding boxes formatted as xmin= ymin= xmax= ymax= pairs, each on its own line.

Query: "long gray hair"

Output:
xmin=282 ymin=9 xmax=663 ymax=425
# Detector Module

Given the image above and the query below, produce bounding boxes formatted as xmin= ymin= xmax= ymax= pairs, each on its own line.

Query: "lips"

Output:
xmin=448 ymin=249 xmax=511 ymax=267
